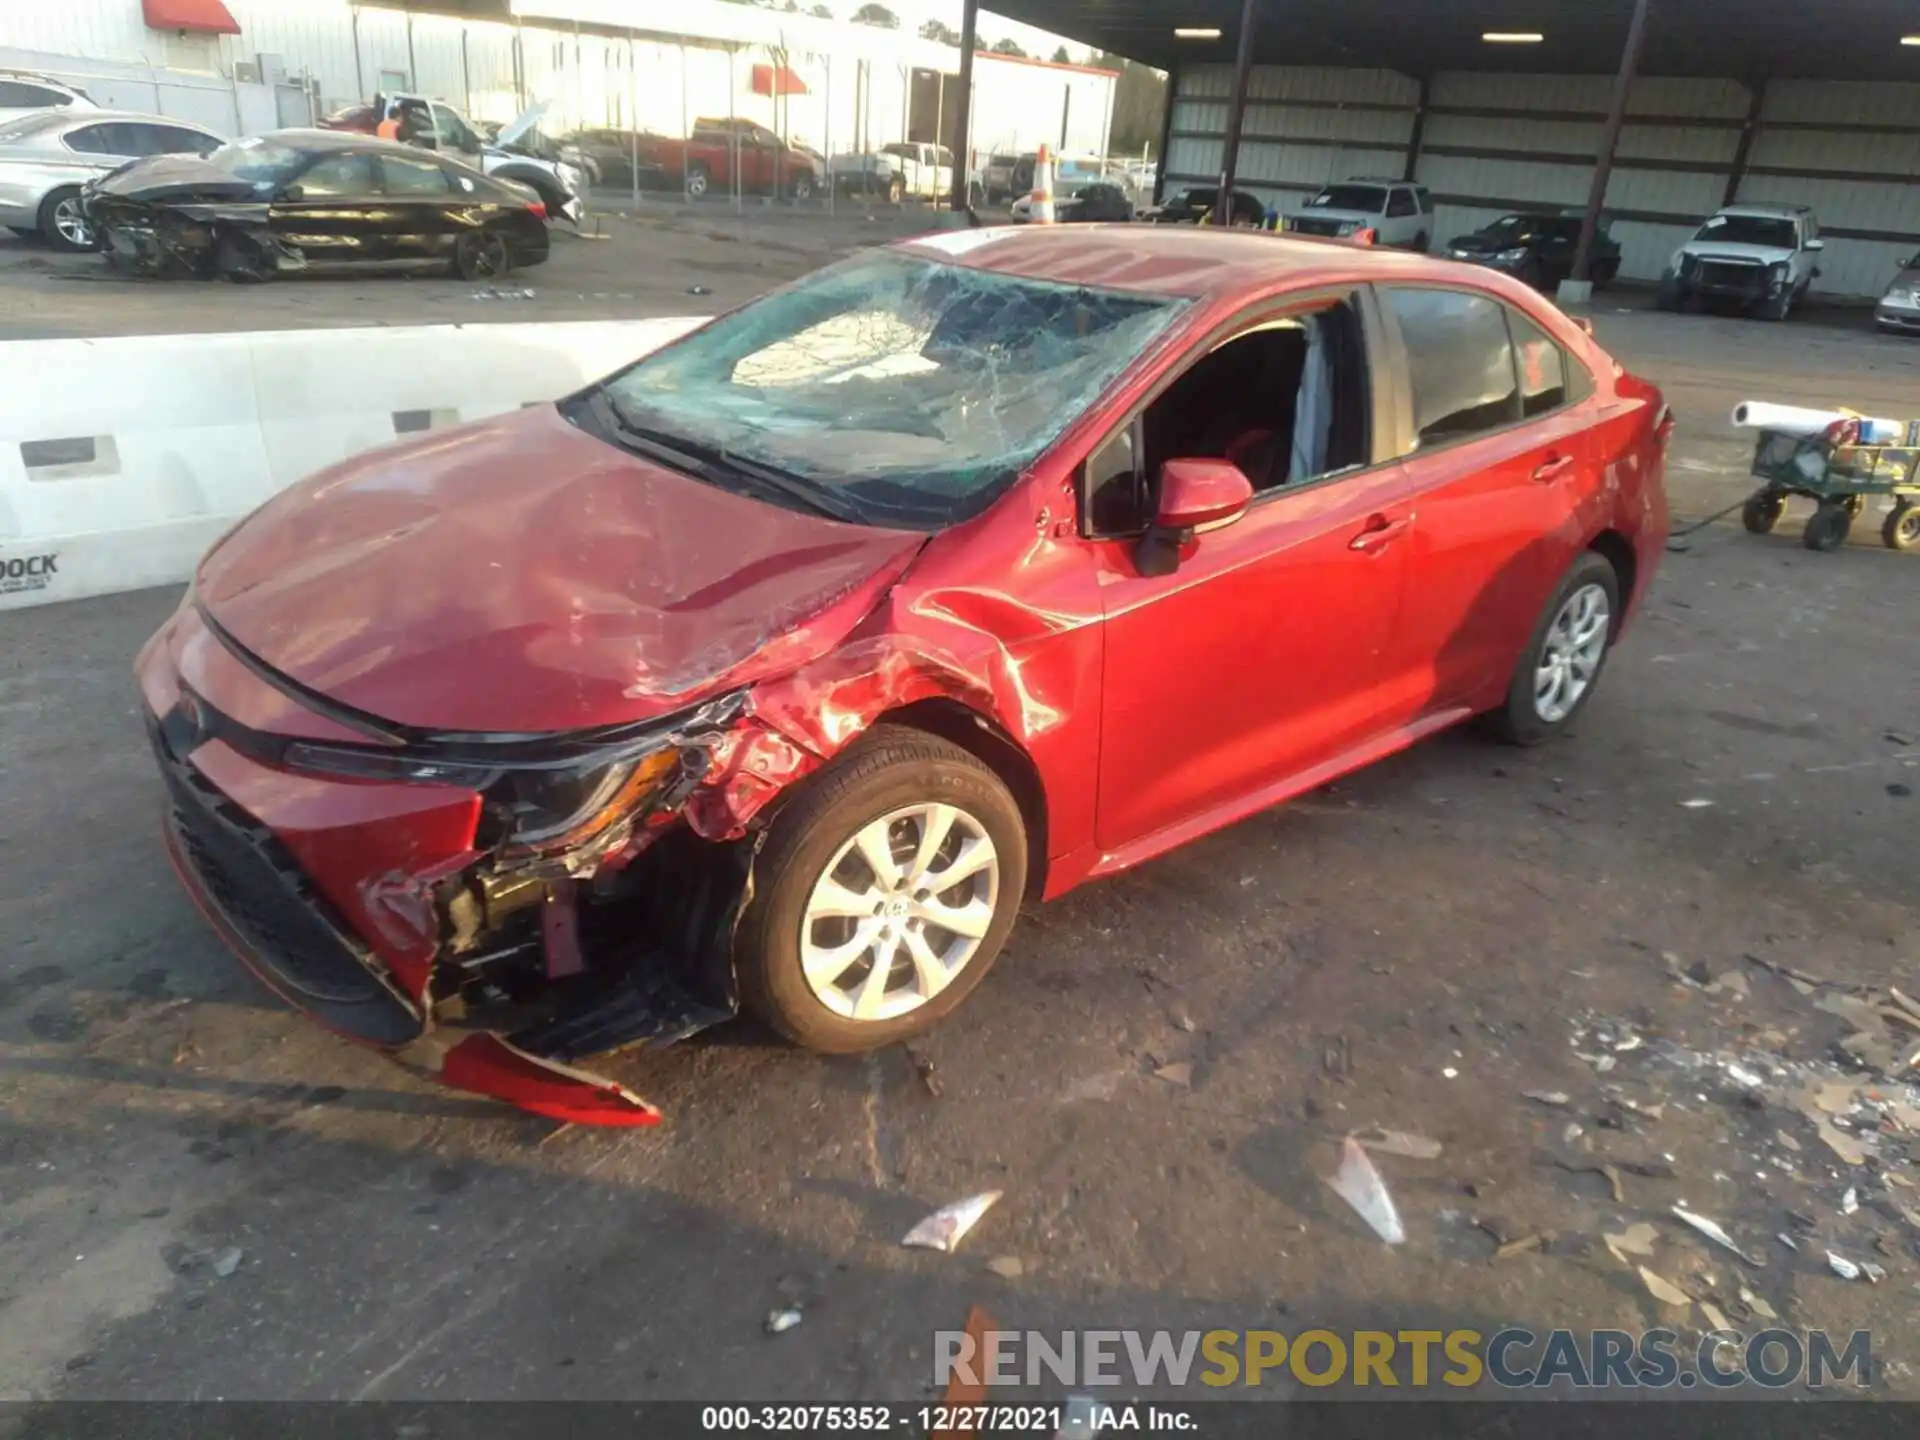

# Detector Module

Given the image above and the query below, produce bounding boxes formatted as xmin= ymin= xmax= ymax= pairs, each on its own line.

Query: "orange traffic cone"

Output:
xmin=1027 ymin=144 xmax=1056 ymax=224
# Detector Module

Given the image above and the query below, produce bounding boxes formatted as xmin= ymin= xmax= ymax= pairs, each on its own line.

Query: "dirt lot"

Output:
xmin=2 ymin=210 xmax=1918 ymax=1407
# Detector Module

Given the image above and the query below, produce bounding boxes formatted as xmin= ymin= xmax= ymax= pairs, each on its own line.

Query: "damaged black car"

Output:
xmin=83 ymin=129 xmax=551 ymax=282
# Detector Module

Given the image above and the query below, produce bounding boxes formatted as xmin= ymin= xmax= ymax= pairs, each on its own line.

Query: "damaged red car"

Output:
xmin=137 ymin=226 xmax=1671 ymax=1123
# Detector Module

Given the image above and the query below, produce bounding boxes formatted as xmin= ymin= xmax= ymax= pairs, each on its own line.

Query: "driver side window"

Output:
xmin=1081 ymin=298 xmax=1373 ymax=537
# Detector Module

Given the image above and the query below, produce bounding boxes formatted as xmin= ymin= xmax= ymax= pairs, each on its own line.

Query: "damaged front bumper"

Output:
xmin=141 ymin=614 xmax=766 ymax=1125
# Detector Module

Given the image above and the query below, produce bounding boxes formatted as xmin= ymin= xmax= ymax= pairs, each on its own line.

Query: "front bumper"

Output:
xmin=1876 ymin=302 xmax=1920 ymax=333
xmin=139 ymin=603 xmax=748 ymax=1124
xmin=1669 ymin=261 xmax=1781 ymax=303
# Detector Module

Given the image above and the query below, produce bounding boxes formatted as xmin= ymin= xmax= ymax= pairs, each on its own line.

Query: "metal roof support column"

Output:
xmin=1216 ymin=0 xmax=1260 ymax=225
xmin=1724 ymin=78 xmax=1765 ymax=207
xmin=1571 ymin=0 xmax=1651 ymax=286
xmin=948 ymin=0 xmax=980 ymax=211
xmin=1402 ymin=73 xmax=1429 ymax=182
xmin=1153 ymin=59 xmax=1178 ymax=205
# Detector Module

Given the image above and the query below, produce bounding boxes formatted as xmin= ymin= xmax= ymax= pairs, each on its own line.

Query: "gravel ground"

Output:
xmin=2 ymin=214 xmax=1917 ymax=1406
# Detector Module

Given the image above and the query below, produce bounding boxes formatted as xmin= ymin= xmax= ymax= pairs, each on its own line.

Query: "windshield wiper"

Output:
xmin=588 ymin=392 xmax=867 ymax=525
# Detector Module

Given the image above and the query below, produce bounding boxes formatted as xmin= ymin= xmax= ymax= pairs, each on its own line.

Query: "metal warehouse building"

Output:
xmin=987 ymin=0 xmax=1920 ymax=299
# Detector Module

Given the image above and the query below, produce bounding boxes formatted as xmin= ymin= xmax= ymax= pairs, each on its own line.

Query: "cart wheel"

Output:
xmin=1741 ymin=491 xmax=1786 ymax=535
xmin=1884 ymin=502 xmax=1920 ymax=552
xmin=1803 ymin=502 xmax=1852 ymax=553
xmin=1843 ymin=494 xmax=1866 ymax=518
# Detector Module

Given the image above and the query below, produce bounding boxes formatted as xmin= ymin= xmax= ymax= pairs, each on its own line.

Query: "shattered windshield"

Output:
xmin=593 ymin=250 xmax=1189 ymax=528
xmin=202 ymin=137 xmax=308 ymax=186
xmin=1697 ymin=214 xmax=1797 ymax=248
xmin=1310 ymin=184 xmax=1387 ymax=212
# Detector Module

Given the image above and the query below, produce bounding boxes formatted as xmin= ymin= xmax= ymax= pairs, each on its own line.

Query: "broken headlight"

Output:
xmin=282 ymin=740 xmax=692 ymax=853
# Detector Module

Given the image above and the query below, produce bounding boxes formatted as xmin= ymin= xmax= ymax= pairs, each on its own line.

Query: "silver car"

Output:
xmin=0 ymin=109 xmax=224 ymax=251
xmin=1876 ymin=254 xmax=1920 ymax=336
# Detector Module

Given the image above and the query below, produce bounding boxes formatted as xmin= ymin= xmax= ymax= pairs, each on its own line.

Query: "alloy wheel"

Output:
xmin=54 ymin=195 xmax=92 ymax=248
xmin=1533 ymin=582 xmax=1610 ymax=723
xmin=800 ymin=803 xmax=1000 ymax=1022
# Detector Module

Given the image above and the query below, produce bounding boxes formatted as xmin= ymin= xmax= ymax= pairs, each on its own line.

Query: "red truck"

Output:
xmin=633 ymin=117 xmax=825 ymax=200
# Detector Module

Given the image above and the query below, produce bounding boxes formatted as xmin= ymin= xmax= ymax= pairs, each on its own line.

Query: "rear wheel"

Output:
xmin=789 ymin=171 xmax=814 ymax=201
xmin=1882 ymin=502 xmax=1920 ymax=552
xmin=1594 ymin=258 xmax=1620 ymax=287
xmin=1802 ymin=502 xmax=1852 ymax=552
xmin=686 ymin=161 xmax=711 ymax=198
xmin=1742 ymin=490 xmax=1787 ymax=535
xmin=1411 ymin=230 xmax=1429 ymax=253
xmin=1485 ymin=551 xmax=1620 ymax=746
xmin=888 ymin=175 xmax=904 ymax=204
xmin=454 ymin=230 xmax=511 ymax=281
xmin=734 ymin=726 xmax=1027 ymax=1053
xmin=38 ymin=187 xmax=92 ymax=252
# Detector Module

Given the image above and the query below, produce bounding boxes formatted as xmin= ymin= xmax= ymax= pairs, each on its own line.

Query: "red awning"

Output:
xmin=142 ymin=0 xmax=241 ymax=36
xmin=751 ymin=64 xmax=809 ymax=97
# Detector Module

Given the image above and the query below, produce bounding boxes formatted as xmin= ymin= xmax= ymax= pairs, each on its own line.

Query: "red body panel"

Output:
xmin=138 ymin=227 xmax=1669 ymax=1123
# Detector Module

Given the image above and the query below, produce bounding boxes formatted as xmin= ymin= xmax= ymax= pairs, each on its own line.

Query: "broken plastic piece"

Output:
xmin=903 ymin=1191 xmax=1002 ymax=1253
xmin=985 ymin=1255 xmax=1024 ymax=1279
xmin=1671 ymin=1205 xmax=1764 ymax=1267
xmin=1841 ymin=1186 xmax=1859 ymax=1215
xmin=1355 ymin=1127 xmax=1443 ymax=1160
xmin=765 ymin=1307 xmax=803 ymax=1334
xmin=1604 ymin=1222 xmax=1659 ymax=1263
xmin=1827 ymin=1250 xmax=1861 ymax=1281
xmin=1740 ymin=1287 xmax=1778 ymax=1320
xmin=212 ymin=1247 xmax=243 ymax=1278
xmin=1327 ymin=1135 xmax=1405 ymax=1245
xmin=1638 ymin=1266 xmax=1691 ymax=1308
xmin=435 ymin=1033 xmax=663 ymax=1126
xmin=1524 ymin=1090 xmax=1571 ymax=1107
xmin=1152 ymin=1062 xmax=1194 ymax=1088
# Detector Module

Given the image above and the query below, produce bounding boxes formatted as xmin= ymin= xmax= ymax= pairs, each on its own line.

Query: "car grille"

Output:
xmin=1696 ymin=260 xmax=1765 ymax=292
xmin=152 ymin=713 xmax=423 ymax=1045
xmin=1288 ymin=216 xmax=1347 ymax=237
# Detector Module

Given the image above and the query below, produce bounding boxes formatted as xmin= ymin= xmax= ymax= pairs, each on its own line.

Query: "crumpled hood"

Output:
xmin=95 ymin=153 xmax=261 ymax=203
xmin=196 ymin=405 xmax=926 ymax=734
xmin=1683 ymin=242 xmax=1787 ymax=265
xmin=1290 ymin=207 xmax=1373 ymax=226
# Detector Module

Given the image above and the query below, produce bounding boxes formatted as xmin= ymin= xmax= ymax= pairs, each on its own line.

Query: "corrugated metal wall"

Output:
xmin=1164 ymin=64 xmax=1920 ymax=298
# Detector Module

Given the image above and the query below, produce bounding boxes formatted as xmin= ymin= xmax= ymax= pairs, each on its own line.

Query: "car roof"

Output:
xmin=52 ymin=109 xmax=220 ymax=129
xmin=1714 ymin=203 xmax=1811 ymax=218
xmin=896 ymin=225 xmax=1486 ymax=300
xmin=257 ymin=127 xmax=457 ymax=155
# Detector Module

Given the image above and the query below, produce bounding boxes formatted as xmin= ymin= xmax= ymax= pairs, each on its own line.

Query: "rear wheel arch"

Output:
xmin=1586 ymin=529 xmax=1637 ymax=635
xmin=870 ymin=699 xmax=1050 ymax=900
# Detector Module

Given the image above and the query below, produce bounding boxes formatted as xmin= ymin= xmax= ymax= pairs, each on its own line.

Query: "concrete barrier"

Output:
xmin=0 ymin=317 xmax=707 ymax=612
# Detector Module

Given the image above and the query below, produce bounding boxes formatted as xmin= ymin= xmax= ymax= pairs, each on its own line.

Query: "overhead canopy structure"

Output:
xmin=986 ymin=0 xmax=1920 ymax=82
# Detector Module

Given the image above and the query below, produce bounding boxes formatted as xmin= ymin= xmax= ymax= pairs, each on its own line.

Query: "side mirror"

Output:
xmin=1806 ymin=238 xmax=1825 ymax=251
xmin=1135 ymin=458 xmax=1253 ymax=576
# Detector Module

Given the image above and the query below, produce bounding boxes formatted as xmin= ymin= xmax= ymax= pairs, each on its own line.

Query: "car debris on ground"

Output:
xmin=1327 ymin=1136 xmax=1406 ymax=1245
xmin=903 ymin=1192 xmax=1002 ymax=1253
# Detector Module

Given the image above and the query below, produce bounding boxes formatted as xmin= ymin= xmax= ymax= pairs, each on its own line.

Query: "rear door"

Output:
xmin=1373 ymin=285 xmax=1597 ymax=715
xmin=370 ymin=150 xmax=458 ymax=264
xmin=271 ymin=148 xmax=381 ymax=262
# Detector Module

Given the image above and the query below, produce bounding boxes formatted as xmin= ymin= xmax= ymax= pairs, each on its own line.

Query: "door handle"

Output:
xmin=1532 ymin=453 xmax=1577 ymax=483
xmin=1349 ymin=513 xmax=1411 ymax=553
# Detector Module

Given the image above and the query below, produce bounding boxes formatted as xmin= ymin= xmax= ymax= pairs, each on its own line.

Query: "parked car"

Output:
xmin=1013 ymin=179 xmax=1133 ymax=223
xmin=0 ymin=70 xmax=97 ymax=127
xmin=561 ymin=127 xmax=668 ymax=190
xmin=983 ymin=150 xmax=1034 ymax=203
xmin=1656 ymin=203 xmax=1823 ymax=320
xmin=1443 ymin=211 xmax=1622 ymax=290
xmin=1876 ymin=252 xmax=1920 ymax=336
xmin=632 ymin=117 xmax=824 ymax=199
xmin=319 ymin=96 xmax=586 ymax=221
xmin=1144 ymin=186 xmax=1265 ymax=227
xmin=0 ymin=108 xmax=223 ymax=250
xmin=1283 ymin=178 xmax=1433 ymax=249
xmin=829 ymin=140 xmax=953 ymax=202
xmin=85 ymin=130 xmax=550 ymax=281
xmin=137 ymin=226 xmax=1670 ymax=1122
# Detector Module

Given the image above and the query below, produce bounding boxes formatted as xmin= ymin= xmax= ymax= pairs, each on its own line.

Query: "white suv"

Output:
xmin=1282 ymin=178 xmax=1433 ymax=250
xmin=0 ymin=72 xmax=97 ymax=126
xmin=1656 ymin=203 xmax=1824 ymax=320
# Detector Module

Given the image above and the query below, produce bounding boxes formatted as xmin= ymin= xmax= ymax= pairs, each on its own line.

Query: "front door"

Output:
xmin=270 ymin=149 xmax=382 ymax=263
xmin=1090 ymin=295 xmax=1415 ymax=856
xmin=1374 ymin=285 xmax=1595 ymax=714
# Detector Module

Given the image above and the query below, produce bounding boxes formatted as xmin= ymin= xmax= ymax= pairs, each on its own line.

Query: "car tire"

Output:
xmin=454 ymin=230 xmax=511 ymax=281
xmin=1802 ymin=502 xmax=1852 ymax=552
xmin=1484 ymin=551 xmax=1621 ymax=747
xmin=734 ymin=725 xmax=1028 ymax=1054
xmin=214 ymin=231 xmax=271 ymax=284
xmin=1742 ymin=491 xmax=1786 ymax=535
xmin=686 ymin=162 xmax=710 ymax=198
xmin=790 ymin=172 xmax=814 ymax=201
xmin=888 ymin=175 xmax=904 ymax=204
xmin=38 ymin=187 xmax=93 ymax=252
xmin=1880 ymin=502 xmax=1919 ymax=552
xmin=1760 ymin=286 xmax=1794 ymax=321
xmin=1594 ymin=258 xmax=1620 ymax=288
xmin=1411 ymin=231 xmax=1429 ymax=253
xmin=1654 ymin=279 xmax=1683 ymax=311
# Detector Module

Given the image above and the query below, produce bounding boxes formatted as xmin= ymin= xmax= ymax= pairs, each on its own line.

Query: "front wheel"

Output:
xmin=790 ymin=171 xmax=815 ymax=201
xmin=1742 ymin=490 xmax=1786 ymax=535
xmin=887 ymin=175 xmax=904 ymax=204
xmin=1802 ymin=502 xmax=1852 ymax=552
xmin=1882 ymin=502 xmax=1920 ymax=552
xmin=685 ymin=162 xmax=710 ymax=198
xmin=39 ymin=187 xmax=93 ymax=252
xmin=734 ymin=726 xmax=1028 ymax=1053
xmin=1484 ymin=552 xmax=1620 ymax=746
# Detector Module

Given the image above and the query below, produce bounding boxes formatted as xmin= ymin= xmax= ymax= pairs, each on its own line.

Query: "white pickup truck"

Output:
xmin=827 ymin=141 xmax=954 ymax=202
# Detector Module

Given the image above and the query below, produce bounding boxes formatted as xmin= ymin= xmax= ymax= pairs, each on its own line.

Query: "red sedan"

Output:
xmin=136 ymin=227 xmax=1670 ymax=1123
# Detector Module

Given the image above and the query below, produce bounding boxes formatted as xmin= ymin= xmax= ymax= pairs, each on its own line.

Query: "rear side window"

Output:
xmin=379 ymin=153 xmax=452 ymax=195
xmin=1386 ymin=188 xmax=1417 ymax=218
xmin=61 ymin=123 xmax=122 ymax=155
xmin=151 ymin=124 xmax=221 ymax=155
xmin=1507 ymin=310 xmax=1568 ymax=417
xmin=0 ymin=81 xmax=67 ymax=108
xmin=1386 ymin=288 xmax=1520 ymax=448
xmin=298 ymin=151 xmax=377 ymax=195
